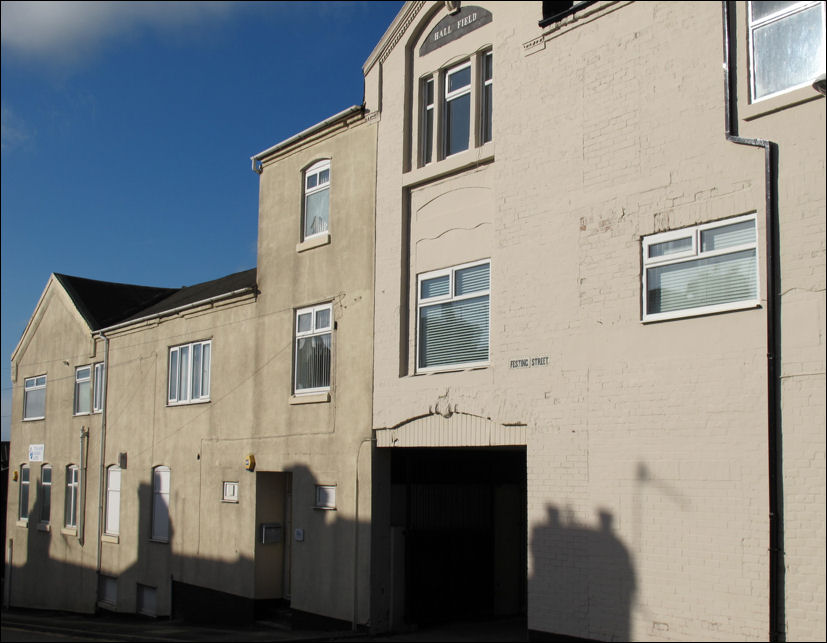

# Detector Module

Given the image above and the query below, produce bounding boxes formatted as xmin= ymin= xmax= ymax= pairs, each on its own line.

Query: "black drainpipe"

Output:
xmin=721 ymin=3 xmax=783 ymax=640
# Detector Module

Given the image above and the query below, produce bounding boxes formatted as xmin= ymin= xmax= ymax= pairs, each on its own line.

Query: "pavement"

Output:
xmin=1 ymin=606 xmax=529 ymax=642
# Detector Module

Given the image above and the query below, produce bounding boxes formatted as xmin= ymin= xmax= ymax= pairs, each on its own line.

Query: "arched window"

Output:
xmin=40 ymin=464 xmax=52 ymax=524
xmin=151 ymin=466 xmax=170 ymax=542
xmin=18 ymin=464 xmax=30 ymax=521
xmin=65 ymin=465 xmax=79 ymax=528
xmin=105 ymin=465 xmax=121 ymax=536
xmin=303 ymin=160 xmax=331 ymax=240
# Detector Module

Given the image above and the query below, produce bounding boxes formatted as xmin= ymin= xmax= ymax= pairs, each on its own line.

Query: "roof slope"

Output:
xmin=54 ymin=268 xmax=257 ymax=331
xmin=119 ymin=268 xmax=257 ymax=324
xmin=54 ymin=274 xmax=178 ymax=331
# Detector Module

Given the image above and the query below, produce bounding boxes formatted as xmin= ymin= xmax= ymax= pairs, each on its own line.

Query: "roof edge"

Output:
xmin=251 ymin=105 xmax=363 ymax=169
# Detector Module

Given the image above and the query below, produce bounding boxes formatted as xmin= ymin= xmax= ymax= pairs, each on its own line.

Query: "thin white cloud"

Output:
xmin=1 ymin=102 xmax=31 ymax=151
xmin=1 ymin=1 xmax=236 ymax=63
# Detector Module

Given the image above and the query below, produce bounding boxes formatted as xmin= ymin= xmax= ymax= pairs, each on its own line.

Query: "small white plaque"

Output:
xmin=28 ymin=444 xmax=45 ymax=462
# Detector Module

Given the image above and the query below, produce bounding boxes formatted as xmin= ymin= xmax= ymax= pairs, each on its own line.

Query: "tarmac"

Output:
xmin=0 ymin=606 xmax=529 ymax=642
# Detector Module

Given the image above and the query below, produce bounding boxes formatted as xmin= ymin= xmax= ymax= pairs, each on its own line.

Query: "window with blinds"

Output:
xmin=294 ymin=303 xmax=333 ymax=393
xmin=418 ymin=260 xmax=490 ymax=371
xmin=642 ymin=215 xmax=759 ymax=322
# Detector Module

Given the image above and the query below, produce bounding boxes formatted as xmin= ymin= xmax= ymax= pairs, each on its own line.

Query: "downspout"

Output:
xmin=721 ymin=3 xmax=782 ymax=640
xmin=78 ymin=426 xmax=88 ymax=546
xmin=95 ymin=333 xmax=110 ymax=577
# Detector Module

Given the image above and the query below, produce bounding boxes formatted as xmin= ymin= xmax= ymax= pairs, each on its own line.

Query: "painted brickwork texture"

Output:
xmin=370 ymin=1 xmax=824 ymax=641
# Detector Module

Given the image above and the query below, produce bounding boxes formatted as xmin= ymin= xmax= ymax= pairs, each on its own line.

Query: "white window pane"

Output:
xmin=24 ymin=387 xmax=46 ymax=419
xmin=94 ymin=363 xmax=105 ymax=411
xmin=701 ymin=220 xmax=756 ymax=251
xmin=178 ymin=346 xmax=190 ymax=402
xmin=319 ymin=168 xmax=330 ymax=185
xmin=315 ymin=307 xmax=331 ymax=330
xmin=448 ymin=65 xmax=471 ymax=92
xmin=306 ymin=173 xmax=317 ymax=189
xmin=647 ymin=250 xmax=758 ymax=314
xmin=752 ymin=5 xmax=825 ymax=99
xmin=751 ymin=1 xmax=801 ymax=21
xmin=168 ymin=350 xmax=178 ymax=401
xmin=648 ymin=236 xmax=693 ymax=258
xmin=152 ymin=468 xmax=170 ymax=541
xmin=297 ymin=312 xmax=312 ymax=333
xmin=295 ymin=333 xmax=331 ymax=391
xmin=455 ymin=263 xmax=490 ymax=295
xmin=106 ymin=468 xmax=121 ymax=535
xmin=75 ymin=378 xmax=91 ymax=415
xmin=421 ymin=275 xmax=450 ymax=299
xmin=446 ymin=92 xmax=471 ymax=155
xmin=201 ymin=344 xmax=211 ymax=398
xmin=191 ymin=343 xmax=202 ymax=399
xmin=305 ymin=188 xmax=330 ymax=237
xmin=419 ymin=296 xmax=490 ymax=368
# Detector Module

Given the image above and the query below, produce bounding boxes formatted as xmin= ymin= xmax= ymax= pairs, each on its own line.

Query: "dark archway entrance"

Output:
xmin=390 ymin=447 xmax=526 ymax=625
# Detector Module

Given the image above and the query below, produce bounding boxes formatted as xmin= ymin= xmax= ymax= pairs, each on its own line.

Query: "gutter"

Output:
xmin=250 ymin=105 xmax=364 ymax=174
xmin=721 ymin=3 xmax=782 ymax=640
xmin=95 ymin=286 xmax=256 ymax=336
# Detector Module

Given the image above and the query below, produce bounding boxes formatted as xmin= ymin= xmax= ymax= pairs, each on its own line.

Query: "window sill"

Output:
xmin=642 ymin=301 xmax=761 ymax=324
xmin=415 ymin=363 xmax=489 ymax=376
xmin=22 ymin=417 xmax=45 ymax=422
xmin=16 ymin=519 xmax=29 ymax=528
xmin=37 ymin=522 xmax=51 ymax=533
xmin=313 ymin=505 xmax=337 ymax=511
xmin=149 ymin=538 xmax=169 ymax=544
xmin=73 ymin=412 xmax=91 ymax=417
xmin=167 ymin=398 xmax=210 ymax=408
xmin=61 ymin=527 xmax=78 ymax=536
xmin=297 ymin=232 xmax=331 ymax=253
xmin=289 ymin=392 xmax=331 ymax=405
xmin=743 ymin=84 xmax=823 ymax=121
xmin=404 ymin=142 xmax=494 ymax=188
xmin=102 ymin=533 xmax=119 ymax=544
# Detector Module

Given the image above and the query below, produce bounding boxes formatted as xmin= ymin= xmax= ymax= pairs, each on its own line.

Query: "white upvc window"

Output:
xmin=168 ymin=340 xmax=211 ymax=405
xmin=23 ymin=375 xmax=46 ymax=420
xmin=481 ymin=51 xmax=493 ymax=144
xmin=749 ymin=1 xmax=826 ymax=101
xmin=74 ymin=365 xmax=92 ymax=415
xmin=419 ymin=50 xmax=492 ymax=166
xmin=421 ymin=77 xmax=435 ymax=164
xmin=65 ymin=465 xmax=79 ymax=528
xmin=19 ymin=464 xmax=30 ymax=521
xmin=93 ymin=362 xmax=105 ymax=413
xmin=105 ymin=465 xmax=121 ymax=536
xmin=40 ymin=465 xmax=52 ymax=524
xmin=294 ymin=303 xmax=333 ymax=394
xmin=151 ymin=466 xmax=170 ymax=542
xmin=417 ymin=260 xmax=491 ymax=372
xmin=444 ymin=61 xmax=472 ymax=157
xmin=314 ymin=484 xmax=337 ymax=510
xmin=642 ymin=214 xmax=760 ymax=322
xmin=303 ymin=160 xmax=331 ymax=240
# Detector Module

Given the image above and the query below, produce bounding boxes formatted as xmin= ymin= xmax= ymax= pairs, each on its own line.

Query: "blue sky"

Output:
xmin=1 ymin=1 xmax=404 ymax=440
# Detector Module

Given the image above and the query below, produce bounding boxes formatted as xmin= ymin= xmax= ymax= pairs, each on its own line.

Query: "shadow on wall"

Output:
xmin=9 ymin=463 xmax=365 ymax=627
xmin=529 ymin=505 xmax=636 ymax=641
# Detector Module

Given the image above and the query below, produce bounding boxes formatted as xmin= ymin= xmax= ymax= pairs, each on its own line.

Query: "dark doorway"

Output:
xmin=390 ymin=447 xmax=526 ymax=625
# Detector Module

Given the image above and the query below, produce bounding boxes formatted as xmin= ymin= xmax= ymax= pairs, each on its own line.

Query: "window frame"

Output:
xmin=40 ymin=464 xmax=52 ymax=525
xmin=151 ymin=465 xmax=171 ymax=543
xmin=23 ymin=375 xmax=46 ymax=421
xmin=748 ymin=0 xmax=826 ymax=102
xmin=168 ymin=340 xmax=211 ymax=406
xmin=420 ymin=77 xmax=436 ymax=165
xmin=19 ymin=464 xmax=30 ymax=522
xmin=293 ymin=303 xmax=333 ymax=395
xmin=105 ymin=465 xmax=121 ymax=536
xmin=416 ymin=259 xmax=491 ymax=373
xmin=74 ymin=365 xmax=92 ymax=416
xmin=444 ymin=60 xmax=473 ymax=158
xmin=65 ymin=464 xmax=79 ymax=529
xmin=93 ymin=362 xmax=105 ymax=413
xmin=302 ymin=159 xmax=331 ymax=242
xmin=641 ymin=213 xmax=760 ymax=323
xmin=481 ymin=50 xmax=493 ymax=144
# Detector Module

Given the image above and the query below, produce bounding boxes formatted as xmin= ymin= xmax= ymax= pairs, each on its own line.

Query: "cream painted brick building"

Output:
xmin=366 ymin=1 xmax=824 ymax=641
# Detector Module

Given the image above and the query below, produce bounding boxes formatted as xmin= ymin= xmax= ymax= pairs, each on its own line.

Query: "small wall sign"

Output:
xmin=28 ymin=444 xmax=45 ymax=462
xmin=509 ymin=356 xmax=549 ymax=369
xmin=420 ymin=6 xmax=493 ymax=56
